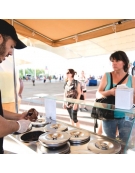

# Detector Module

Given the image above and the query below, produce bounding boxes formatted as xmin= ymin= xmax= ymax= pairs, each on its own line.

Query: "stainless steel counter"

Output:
xmin=7 ymin=125 xmax=85 ymax=154
xmin=5 ymin=119 xmax=123 ymax=154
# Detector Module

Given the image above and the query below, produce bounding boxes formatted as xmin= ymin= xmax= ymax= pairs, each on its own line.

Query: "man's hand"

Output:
xmin=24 ymin=108 xmax=38 ymax=122
xmin=16 ymin=119 xmax=31 ymax=133
xmin=19 ymin=108 xmax=38 ymax=122
xmin=19 ymin=111 xmax=28 ymax=119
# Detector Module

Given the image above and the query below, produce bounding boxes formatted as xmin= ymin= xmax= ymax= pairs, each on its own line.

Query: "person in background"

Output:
xmin=44 ymin=76 xmax=46 ymax=83
xmin=96 ymin=50 xmax=135 ymax=142
xmin=63 ymin=69 xmax=81 ymax=128
xmin=26 ymin=76 xmax=28 ymax=81
xmin=59 ymin=75 xmax=62 ymax=82
xmin=32 ymin=76 xmax=35 ymax=86
xmin=74 ymin=72 xmax=79 ymax=80
xmin=0 ymin=19 xmax=31 ymax=154
xmin=18 ymin=78 xmax=23 ymax=99
xmin=49 ymin=76 xmax=51 ymax=83
xmin=78 ymin=70 xmax=88 ymax=111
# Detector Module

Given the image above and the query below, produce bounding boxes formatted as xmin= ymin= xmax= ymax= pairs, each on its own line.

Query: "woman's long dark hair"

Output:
xmin=65 ymin=69 xmax=77 ymax=82
xmin=110 ymin=51 xmax=129 ymax=72
xmin=68 ymin=69 xmax=77 ymax=78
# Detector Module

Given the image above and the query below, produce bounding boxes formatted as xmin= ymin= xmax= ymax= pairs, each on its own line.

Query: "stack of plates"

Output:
xmin=44 ymin=123 xmax=68 ymax=132
xmin=87 ymin=138 xmax=121 ymax=154
xmin=68 ymin=129 xmax=90 ymax=144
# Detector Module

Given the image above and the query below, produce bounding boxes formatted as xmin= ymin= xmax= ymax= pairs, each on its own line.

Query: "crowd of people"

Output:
xmin=62 ymin=51 xmax=135 ymax=143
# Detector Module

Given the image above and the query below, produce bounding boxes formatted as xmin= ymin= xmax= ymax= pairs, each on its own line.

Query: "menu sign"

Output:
xmin=44 ymin=98 xmax=56 ymax=120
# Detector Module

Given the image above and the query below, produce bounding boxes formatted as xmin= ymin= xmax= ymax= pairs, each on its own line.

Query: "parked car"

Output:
xmin=39 ymin=74 xmax=44 ymax=80
xmin=26 ymin=74 xmax=32 ymax=80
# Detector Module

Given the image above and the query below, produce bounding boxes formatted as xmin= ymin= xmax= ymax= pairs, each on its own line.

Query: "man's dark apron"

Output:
xmin=0 ymin=91 xmax=4 ymax=154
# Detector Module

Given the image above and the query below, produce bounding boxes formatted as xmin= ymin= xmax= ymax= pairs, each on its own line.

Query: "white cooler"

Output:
xmin=115 ymin=88 xmax=134 ymax=110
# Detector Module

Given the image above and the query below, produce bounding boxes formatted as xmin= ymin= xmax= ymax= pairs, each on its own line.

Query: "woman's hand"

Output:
xmin=110 ymin=88 xmax=116 ymax=96
xmin=63 ymin=103 xmax=67 ymax=109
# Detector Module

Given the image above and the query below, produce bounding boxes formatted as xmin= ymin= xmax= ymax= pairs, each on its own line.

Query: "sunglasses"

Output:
xmin=67 ymin=72 xmax=70 ymax=74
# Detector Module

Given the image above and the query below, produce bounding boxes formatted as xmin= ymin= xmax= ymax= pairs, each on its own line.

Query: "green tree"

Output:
xmin=25 ymin=68 xmax=35 ymax=76
xmin=19 ymin=69 xmax=23 ymax=78
xmin=36 ymin=69 xmax=45 ymax=76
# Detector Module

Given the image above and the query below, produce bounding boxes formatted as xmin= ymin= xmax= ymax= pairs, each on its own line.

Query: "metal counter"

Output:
xmin=5 ymin=119 xmax=123 ymax=154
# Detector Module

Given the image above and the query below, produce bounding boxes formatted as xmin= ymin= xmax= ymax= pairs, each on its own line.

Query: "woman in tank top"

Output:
xmin=63 ymin=69 xmax=81 ymax=128
xmin=96 ymin=51 xmax=135 ymax=142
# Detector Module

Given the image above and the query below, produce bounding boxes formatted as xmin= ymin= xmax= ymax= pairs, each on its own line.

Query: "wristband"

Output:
xmin=16 ymin=121 xmax=21 ymax=132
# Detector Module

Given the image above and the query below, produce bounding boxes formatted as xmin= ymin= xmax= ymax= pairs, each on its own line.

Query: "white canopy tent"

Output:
xmin=18 ymin=27 xmax=135 ymax=60
xmin=2 ymin=19 xmax=135 ymax=113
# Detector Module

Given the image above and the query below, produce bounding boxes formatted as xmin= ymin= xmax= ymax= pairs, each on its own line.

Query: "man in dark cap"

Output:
xmin=0 ymin=19 xmax=31 ymax=154
xmin=0 ymin=19 xmax=26 ymax=62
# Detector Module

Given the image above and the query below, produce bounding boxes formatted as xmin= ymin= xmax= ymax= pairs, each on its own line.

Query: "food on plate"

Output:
xmin=25 ymin=108 xmax=38 ymax=122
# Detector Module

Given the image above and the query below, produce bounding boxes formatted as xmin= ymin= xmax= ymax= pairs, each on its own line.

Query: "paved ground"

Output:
xmin=20 ymin=80 xmax=99 ymax=132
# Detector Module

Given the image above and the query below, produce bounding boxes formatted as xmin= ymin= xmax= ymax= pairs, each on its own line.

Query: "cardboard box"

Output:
xmin=115 ymin=88 xmax=134 ymax=109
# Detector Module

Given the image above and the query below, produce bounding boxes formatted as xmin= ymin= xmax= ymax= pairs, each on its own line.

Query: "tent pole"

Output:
xmin=11 ymin=19 xmax=19 ymax=113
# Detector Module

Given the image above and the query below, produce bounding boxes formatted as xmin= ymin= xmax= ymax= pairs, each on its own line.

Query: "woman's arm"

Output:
xmin=73 ymin=82 xmax=81 ymax=110
xmin=63 ymin=89 xmax=67 ymax=108
xmin=76 ymin=82 xmax=82 ymax=100
xmin=96 ymin=73 xmax=113 ymax=99
xmin=84 ymin=76 xmax=88 ymax=83
xmin=132 ymin=76 xmax=135 ymax=104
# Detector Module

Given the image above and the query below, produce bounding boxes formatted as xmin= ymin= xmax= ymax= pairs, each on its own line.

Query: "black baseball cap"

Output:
xmin=0 ymin=19 xmax=26 ymax=49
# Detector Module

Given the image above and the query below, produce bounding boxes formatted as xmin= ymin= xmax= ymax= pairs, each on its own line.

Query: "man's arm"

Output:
xmin=3 ymin=110 xmax=27 ymax=120
xmin=0 ymin=116 xmax=19 ymax=137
